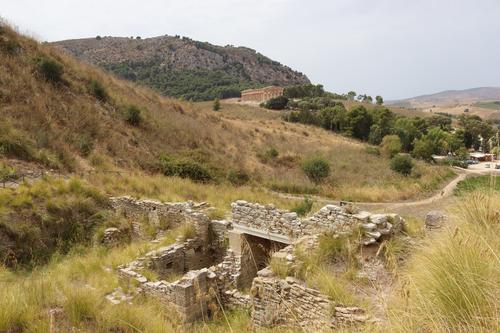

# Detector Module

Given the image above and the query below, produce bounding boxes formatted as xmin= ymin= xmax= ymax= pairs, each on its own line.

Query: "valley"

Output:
xmin=0 ymin=19 xmax=499 ymax=333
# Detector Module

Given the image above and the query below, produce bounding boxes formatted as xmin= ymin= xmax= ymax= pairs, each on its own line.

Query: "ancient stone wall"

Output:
xmin=251 ymin=273 xmax=366 ymax=330
xmin=241 ymin=86 xmax=284 ymax=102
xmin=110 ymin=196 xmax=209 ymax=239
xmin=231 ymin=201 xmax=404 ymax=245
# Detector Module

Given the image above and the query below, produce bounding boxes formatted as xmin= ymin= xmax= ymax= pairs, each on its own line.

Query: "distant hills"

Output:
xmin=52 ymin=35 xmax=310 ymax=101
xmin=389 ymin=87 xmax=500 ymax=108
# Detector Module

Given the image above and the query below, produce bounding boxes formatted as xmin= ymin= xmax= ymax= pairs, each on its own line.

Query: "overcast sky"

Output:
xmin=2 ymin=0 xmax=499 ymax=99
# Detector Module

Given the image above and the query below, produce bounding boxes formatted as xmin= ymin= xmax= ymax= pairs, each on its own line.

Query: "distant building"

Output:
xmin=469 ymin=152 xmax=493 ymax=162
xmin=241 ymin=86 xmax=284 ymax=103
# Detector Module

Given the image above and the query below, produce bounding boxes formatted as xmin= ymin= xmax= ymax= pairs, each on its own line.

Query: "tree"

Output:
xmin=347 ymin=91 xmax=356 ymax=101
xmin=390 ymin=155 xmax=413 ymax=176
xmin=380 ymin=135 xmax=402 ymax=158
xmin=265 ymin=96 xmax=288 ymax=110
xmin=301 ymin=157 xmax=330 ymax=183
xmin=394 ymin=118 xmax=420 ymax=152
xmin=213 ymin=98 xmax=221 ymax=111
xmin=369 ymin=108 xmax=394 ymax=144
xmin=426 ymin=115 xmax=452 ymax=131
xmin=412 ymin=138 xmax=435 ymax=161
xmin=346 ymin=105 xmax=373 ymax=141
xmin=319 ymin=105 xmax=347 ymax=132
xmin=375 ymin=95 xmax=384 ymax=105
xmin=459 ymin=114 xmax=494 ymax=150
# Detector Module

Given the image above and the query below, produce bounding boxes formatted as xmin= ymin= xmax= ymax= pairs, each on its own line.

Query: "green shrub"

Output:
xmin=291 ymin=197 xmax=313 ymax=217
xmin=380 ymin=135 xmax=402 ymax=158
xmin=88 ymin=79 xmax=107 ymax=101
xmin=159 ymin=155 xmax=212 ymax=182
xmin=212 ymin=98 xmax=220 ymax=111
xmin=264 ymin=96 xmax=289 ymax=110
xmin=365 ymin=146 xmax=380 ymax=155
xmin=301 ymin=157 xmax=330 ymax=183
xmin=123 ymin=105 xmax=142 ymax=126
xmin=227 ymin=169 xmax=250 ymax=186
xmin=390 ymin=154 xmax=414 ymax=176
xmin=35 ymin=56 xmax=63 ymax=82
xmin=257 ymin=147 xmax=279 ymax=163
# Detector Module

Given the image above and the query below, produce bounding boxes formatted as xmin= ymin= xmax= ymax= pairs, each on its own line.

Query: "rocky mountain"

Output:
xmin=52 ymin=35 xmax=310 ymax=101
xmin=389 ymin=87 xmax=500 ymax=108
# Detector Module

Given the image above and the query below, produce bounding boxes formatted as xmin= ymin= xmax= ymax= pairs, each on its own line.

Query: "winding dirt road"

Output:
xmin=274 ymin=167 xmax=497 ymax=218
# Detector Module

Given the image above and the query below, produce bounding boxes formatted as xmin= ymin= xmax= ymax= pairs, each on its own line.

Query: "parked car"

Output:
xmin=495 ymin=164 xmax=500 ymax=169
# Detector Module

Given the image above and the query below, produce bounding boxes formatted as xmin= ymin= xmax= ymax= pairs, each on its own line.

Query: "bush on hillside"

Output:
xmin=159 ymin=155 xmax=213 ymax=182
xmin=88 ymin=79 xmax=108 ymax=101
xmin=264 ymin=96 xmax=289 ymax=110
xmin=302 ymin=157 xmax=330 ymax=183
xmin=212 ymin=98 xmax=220 ymax=111
xmin=390 ymin=154 xmax=413 ymax=176
xmin=227 ymin=169 xmax=250 ymax=186
xmin=123 ymin=105 xmax=142 ymax=126
xmin=380 ymin=135 xmax=402 ymax=158
xmin=35 ymin=56 xmax=63 ymax=82
xmin=291 ymin=197 xmax=314 ymax=217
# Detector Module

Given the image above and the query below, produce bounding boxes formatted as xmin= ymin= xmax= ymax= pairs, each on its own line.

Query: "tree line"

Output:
xmin=275 ymin=87 xmax=496 ymax=161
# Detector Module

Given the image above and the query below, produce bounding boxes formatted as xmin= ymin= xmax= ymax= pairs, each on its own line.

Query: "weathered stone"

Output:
xmin=425 ymin=210 xmax=448 ymax=230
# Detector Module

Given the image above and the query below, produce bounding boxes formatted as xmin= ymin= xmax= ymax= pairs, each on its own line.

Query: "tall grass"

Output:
xmin=387 ymin=192 xmax=500 ymax=332
xmin=0 ymin=236 xmax=180 ymax=332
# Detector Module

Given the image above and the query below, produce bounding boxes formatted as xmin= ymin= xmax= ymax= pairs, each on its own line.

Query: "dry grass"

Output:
xmin=1 ymin=24 xmax=453 ymax=203
xmin=0 ymin=239 xmax=180 ymax=332
xmin=386 ymin=192 xmax=500 ymax=332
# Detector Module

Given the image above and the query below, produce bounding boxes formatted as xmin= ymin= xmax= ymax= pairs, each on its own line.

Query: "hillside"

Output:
xmin=0 ymin=24 xmax=455 ymax=205
xmin=388 ymin=87 xmax=500 ymax=120
xmin=389 ymin=87 xmax=500 ymax=108
xmin=52 ymin=35 xmax=310 ymax=101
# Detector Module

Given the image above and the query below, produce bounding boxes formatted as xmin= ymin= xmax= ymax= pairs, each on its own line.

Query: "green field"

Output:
xmin=474 ymin=101 xmax=500 ymax=110
xmin=455 ymin=175 xmax=500 ymax=195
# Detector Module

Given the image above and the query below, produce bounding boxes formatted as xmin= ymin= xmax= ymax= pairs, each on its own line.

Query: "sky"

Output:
xmin=2 ymin=0 xmax=500 ymax=100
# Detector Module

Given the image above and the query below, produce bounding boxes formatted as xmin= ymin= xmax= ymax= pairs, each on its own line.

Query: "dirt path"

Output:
xmin=273 ymin=167 xmax=497 ymax=218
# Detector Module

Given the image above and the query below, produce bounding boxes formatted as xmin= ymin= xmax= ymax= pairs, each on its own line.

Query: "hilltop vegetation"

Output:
xmin=52 ymin=35 xmax=310 ymax=101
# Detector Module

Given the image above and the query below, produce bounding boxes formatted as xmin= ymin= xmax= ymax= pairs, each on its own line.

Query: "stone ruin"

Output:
xmin=109 ymin=197 xmax=405 ymax=329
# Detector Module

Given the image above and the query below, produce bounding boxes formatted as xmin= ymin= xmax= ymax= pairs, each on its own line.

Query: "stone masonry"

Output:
xmin=112 ymin=198 xmax=404 ymax=328
xmin=231 ymin=200 xmax=404 ymax=245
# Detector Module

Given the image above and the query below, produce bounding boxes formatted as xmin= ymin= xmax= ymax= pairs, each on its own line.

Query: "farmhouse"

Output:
xmin=241 ymin=86 xmax=284 ymax=102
